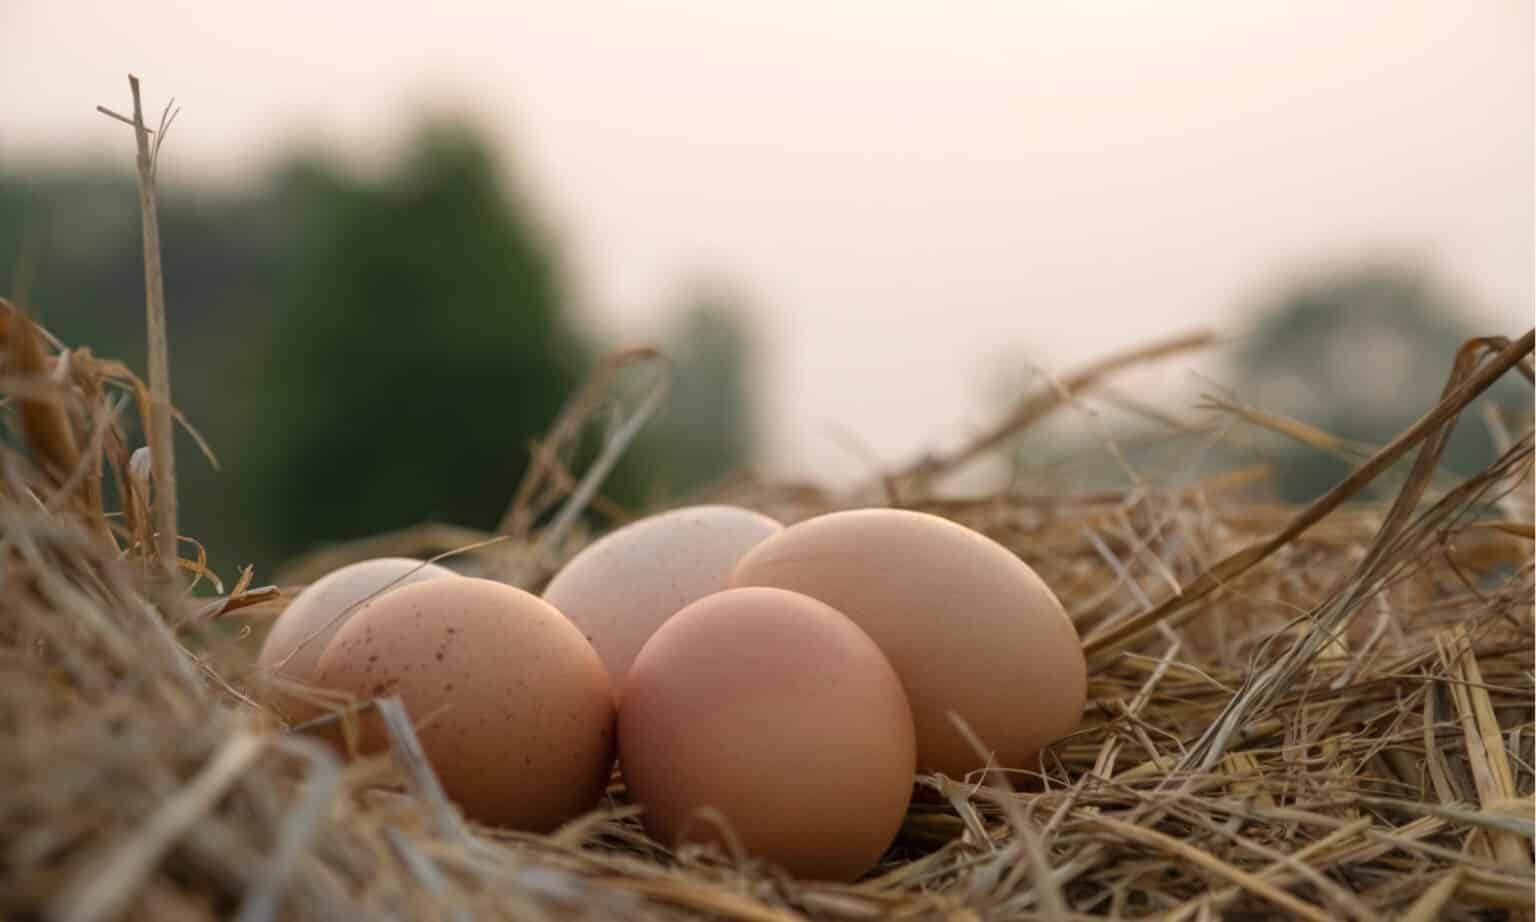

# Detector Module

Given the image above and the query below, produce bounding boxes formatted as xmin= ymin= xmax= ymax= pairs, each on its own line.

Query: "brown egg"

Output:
xmin=619 ymin=587 xmax=915 ymax=882
xmin=729 ymin=508 xmax=1085 ymax=778
xmin=542 ymin=505 xmax=782 ymax=696
xmin=258 ymin=557 xmax=456 ymax=718
xmin=314 ymin=577 xmax=615 ymax=832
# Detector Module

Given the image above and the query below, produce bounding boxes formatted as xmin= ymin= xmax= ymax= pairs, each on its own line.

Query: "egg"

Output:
xmin=729 ymin=508 xmax=1085 ymax=778
xmin=619 ymin=587 xmax=915 ymax=882
xmin=313 ymin=577 xmax=615 ymax=832
xmin=542 ymin=504 xmax=782 ymax=693
xmin=258 ymin=557 xmax=456 ymax=715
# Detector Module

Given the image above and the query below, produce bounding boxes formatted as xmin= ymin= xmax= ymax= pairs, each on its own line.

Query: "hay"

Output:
xmin=2 ymin=294 xmax=1531 ymax=921
xmin=1 ymin=90 xmax=1532 ymax=914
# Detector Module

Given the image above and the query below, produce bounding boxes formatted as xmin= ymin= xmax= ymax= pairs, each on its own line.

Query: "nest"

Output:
xmin=1 ymin=283 xmax=1533 ymax=922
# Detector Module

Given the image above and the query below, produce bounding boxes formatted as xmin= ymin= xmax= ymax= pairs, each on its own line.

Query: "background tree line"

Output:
xmin=1001 ymin=259 xmax=1530 ymax=502
xmin=3 ymin=115 xmax=1526 ymax=583
xmin=0 ymin=117 xmax=758 ymax=582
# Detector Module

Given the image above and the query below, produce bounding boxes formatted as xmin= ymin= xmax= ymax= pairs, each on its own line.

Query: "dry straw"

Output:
xmin=1 ymin=79 xmax=1533 ymax=921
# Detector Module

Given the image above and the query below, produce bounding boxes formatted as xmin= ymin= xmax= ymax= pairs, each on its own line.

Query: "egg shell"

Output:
xmin=728 ymin=508 xmax=1085 ymax=778
xmin=313 ymin=577 xmax=615 ymax=832
xmin=258 ymin=557 xmax=456 ymax=717
xmin=542 ymin=504 xmax=782 ymax=693
xmin=619 ymin=587 xmax=915 ymax=882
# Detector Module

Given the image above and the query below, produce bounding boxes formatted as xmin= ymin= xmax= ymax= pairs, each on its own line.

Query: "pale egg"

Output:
xmin=542 ymin=505 xmax=781 ymax=693
xmin=258 ymin=557 xmax=456 ymax=716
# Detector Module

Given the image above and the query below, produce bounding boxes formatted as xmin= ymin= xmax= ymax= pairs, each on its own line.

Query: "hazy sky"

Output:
xmin=3 ymin=1 xmax=1531 ymax=484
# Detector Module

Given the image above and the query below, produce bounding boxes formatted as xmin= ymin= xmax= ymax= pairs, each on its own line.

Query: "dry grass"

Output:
xmin=1 ymin=281 xmax=1531 ymax=920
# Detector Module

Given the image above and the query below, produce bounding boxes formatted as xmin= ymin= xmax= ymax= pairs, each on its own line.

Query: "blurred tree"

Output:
xmin=635 ymin=284 xmax=759 ymax=500
xmin=2 ymin=120 xmax=761 ymax=578
xmin=237 ymin=119 xmax=596 ymax=568
xmin=0 ymin=166 xmax=286 ymax=579
xmin=1230 ymin=259 xmax=1531 ymax=502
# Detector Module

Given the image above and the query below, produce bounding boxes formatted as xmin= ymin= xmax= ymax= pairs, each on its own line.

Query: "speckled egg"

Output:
xmin=313 ymin=577 xmax=615 ymax=832
xmin=619 ymin=587 xmax=915 ymax=882
xmin=730 ymin=508 xmax=1086 ymax=778
xmin=258 ymin=557 xmax=456 ymax=716
xmin=542 ymin=505 xmax=782 ymax=694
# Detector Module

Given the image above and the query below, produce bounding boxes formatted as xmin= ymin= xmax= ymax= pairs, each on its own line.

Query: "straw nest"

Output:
xmin=1 ymin=286 xmax=1533 ymax=922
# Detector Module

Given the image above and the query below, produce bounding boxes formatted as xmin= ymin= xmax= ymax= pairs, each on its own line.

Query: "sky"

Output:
xmin=2 ymin=1 xmax=1531 ymax=485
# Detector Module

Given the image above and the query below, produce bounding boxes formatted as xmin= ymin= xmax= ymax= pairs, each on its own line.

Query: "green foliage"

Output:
xmin=1 ymin=118 xmax=757 ymax=579
xmin=239 ymin=121 xmax=594 ymax=566
xmin=0 ymin=166 xmax=289 ymax=579
xmin=1230 ymin=259 xmax=1531 ymax=502
xmin=635 ymin=284 xmax=760 ymax=501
